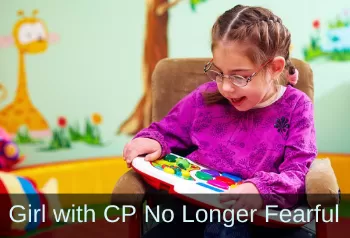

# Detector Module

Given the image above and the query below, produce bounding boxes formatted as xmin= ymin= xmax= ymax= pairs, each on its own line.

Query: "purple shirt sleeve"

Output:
xmin=133 ymin=89 xmax=199 ymax=158
xmin=244 ymin=95 xmax=317 ymax=209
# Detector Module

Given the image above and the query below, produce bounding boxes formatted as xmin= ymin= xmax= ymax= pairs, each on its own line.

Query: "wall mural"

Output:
xmin=117 ymin=0 xmax=208 ymax=136
xmin=0 ymin=10 xmax=106 ymax=157
xmin=39 ymin=113 xmax=104 ymax=151
xmin=1 ymin=4 xmax=348 ymax=167
xmin=0 ymin=10 xmax=58 ymax=139
xmin=304 ymin=9 xmax=350 ymax=62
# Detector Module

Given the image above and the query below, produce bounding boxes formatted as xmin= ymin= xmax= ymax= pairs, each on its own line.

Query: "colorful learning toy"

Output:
xmin=132 ymin=153 xmax=314 ymax=227
xmin=132 ymin=153 xmax=245 ymax=208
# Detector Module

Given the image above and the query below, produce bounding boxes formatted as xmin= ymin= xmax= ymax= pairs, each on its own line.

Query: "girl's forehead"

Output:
xmin=215 ymin=40 xmax=252 ymax=53
xmin=214 ymin=42 xmax=254 ymax=63
xmin=212 ymin=53 xmax=255 ymax=73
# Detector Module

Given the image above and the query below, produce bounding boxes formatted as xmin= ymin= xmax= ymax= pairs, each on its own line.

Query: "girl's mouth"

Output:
xmin=230 ymin=96 xmax=246 ymax=106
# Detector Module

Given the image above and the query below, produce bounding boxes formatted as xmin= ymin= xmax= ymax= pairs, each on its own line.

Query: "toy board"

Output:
xmin=132 ymin=153 xmax=313 ymax=226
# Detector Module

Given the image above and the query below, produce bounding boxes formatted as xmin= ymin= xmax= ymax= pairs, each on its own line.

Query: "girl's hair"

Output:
xmin=203 ymin=5 xmax=295 ymax=104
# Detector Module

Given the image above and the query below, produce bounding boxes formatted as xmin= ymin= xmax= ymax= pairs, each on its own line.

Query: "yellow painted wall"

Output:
xmin=318 ymin=154 xmax=350 ymax=194
xmin=11 ymin=157 xmax=130 ymax=207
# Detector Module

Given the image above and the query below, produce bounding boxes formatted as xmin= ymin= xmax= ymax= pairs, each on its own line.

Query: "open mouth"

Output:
xmin=229 ymin=96 xmax=246 ymax=106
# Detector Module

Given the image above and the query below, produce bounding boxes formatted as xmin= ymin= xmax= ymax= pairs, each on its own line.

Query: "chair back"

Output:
xmin=151 ymin=58 xmax=314 ymax=122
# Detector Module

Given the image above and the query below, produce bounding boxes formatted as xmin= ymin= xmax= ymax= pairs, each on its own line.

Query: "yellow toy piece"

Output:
xmin=164 ymin=167 xmax=175 ymax=174
xmin=230 ymin=184 xmax=238 ymax=189
xmin=153 ymin=160 xmax=173 ymax=167
xmin=181 ymin=170 xmax=190 ymax=177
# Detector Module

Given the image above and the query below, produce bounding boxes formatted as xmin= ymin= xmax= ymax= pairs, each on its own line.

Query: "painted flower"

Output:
xmin=58 ymin=116 xmax=67 ymax=128
xmin=313 ymin=20 xmax=320 ymax=29
xmin=92 ymin=113 xmax=102 ymax=125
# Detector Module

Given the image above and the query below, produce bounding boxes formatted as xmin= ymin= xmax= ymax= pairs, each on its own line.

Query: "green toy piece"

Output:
xmin=177 ymin=159 xmax=190 ymax=170
xmin=164 ymin=154 xmax=177 ymax=162
xmin=195 ymin=171 xmax=213 ymax=181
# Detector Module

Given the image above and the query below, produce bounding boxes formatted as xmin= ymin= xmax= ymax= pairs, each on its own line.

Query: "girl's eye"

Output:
xmin=231 ymin=75 xmax=246 ymax=79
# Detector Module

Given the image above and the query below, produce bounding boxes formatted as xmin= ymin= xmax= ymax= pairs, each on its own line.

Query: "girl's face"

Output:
xmin=212 ymin=41 xmax=284 ymax=111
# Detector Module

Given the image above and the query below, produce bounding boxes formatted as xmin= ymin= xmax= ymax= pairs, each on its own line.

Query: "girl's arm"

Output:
xmin=133 ymin=87 xmax=201 ymax=158
xmin=245 ymin=95 xmax=317 ymax=209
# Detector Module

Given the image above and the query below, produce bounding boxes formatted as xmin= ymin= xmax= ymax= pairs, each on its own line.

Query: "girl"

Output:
xmin=123 ymin=4 xmax=316 ymax=238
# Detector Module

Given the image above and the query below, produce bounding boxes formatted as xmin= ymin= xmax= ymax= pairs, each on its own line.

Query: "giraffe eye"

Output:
xmin=18 ymin=22 xmax=47 ymax=44
xmin=18 ymin=23 xmax=33 ymax=44
xmin=32 ymin=22 xmax=47 ymax=40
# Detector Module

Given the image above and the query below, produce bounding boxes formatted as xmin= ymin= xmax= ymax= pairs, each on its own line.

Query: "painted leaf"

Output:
xmin=190 ymin=0 xmax=207 ymax=11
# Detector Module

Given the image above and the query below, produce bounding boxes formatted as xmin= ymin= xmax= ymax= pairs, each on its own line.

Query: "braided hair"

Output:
xmin=211 ymin=5 xmax=296 ymax=85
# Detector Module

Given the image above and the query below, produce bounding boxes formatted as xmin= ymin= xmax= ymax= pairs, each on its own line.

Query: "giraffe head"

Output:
xmin=12 ymin=10 xmax=49 ymax=54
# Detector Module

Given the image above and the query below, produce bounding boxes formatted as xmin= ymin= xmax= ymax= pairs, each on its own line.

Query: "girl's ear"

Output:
xmin=270 ymin=56 xmax=285 ymax=78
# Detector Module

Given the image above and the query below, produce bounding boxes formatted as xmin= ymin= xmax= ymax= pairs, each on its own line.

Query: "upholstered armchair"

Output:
xmin=112 ymin=58 xmax=340 ymax=238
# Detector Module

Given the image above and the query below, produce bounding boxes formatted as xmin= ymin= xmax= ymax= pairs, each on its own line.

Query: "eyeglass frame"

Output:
xmin=203 ymin=58 xmax=273 ymax=87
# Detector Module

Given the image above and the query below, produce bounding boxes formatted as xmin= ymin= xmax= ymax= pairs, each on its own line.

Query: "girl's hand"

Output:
xmin=219 ymin=182 xmax=263 ymax=212
xmin=123 ymin=138 xmax=162 ymax=168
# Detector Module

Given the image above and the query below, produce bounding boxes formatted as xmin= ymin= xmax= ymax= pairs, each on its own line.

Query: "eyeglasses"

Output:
xmin=203 ymin=58 xmax=273 ymax=87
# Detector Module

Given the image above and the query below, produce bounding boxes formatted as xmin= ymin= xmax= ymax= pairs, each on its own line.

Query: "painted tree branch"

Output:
xmin=156 ymin=0 xmax=183 ymax=16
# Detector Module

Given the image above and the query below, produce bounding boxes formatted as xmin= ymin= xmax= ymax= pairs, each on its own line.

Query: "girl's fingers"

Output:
xmin=145 ymin=150 xmax=161 ymax=161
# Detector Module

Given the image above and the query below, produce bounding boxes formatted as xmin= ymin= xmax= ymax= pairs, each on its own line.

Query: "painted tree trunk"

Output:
xmin=117 ymin=0 xmax=168 ymax=135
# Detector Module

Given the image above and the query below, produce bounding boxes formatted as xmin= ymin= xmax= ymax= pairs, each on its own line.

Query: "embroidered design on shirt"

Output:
xmin=274 ymin=116 xmax=290 ymax=139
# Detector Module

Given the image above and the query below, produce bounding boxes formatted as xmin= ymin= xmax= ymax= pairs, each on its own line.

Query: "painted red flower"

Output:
xmin=58 ymin=117 xmax=67 ymax=128
xmin=313 ymin=20 xmax=320 ymax=29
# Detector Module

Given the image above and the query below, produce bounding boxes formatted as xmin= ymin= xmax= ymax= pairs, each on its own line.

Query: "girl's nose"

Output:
xmin=222 ymin=77 xmax=235 ymax=92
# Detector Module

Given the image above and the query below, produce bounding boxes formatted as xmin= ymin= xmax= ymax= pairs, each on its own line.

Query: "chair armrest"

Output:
xmin=110 ymin=169 xmax=147 ymax=207
xmin=306 ymin=158 xmax=340 ymax=208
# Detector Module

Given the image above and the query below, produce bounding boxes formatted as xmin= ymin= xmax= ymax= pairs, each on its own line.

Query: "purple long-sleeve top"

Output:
xmin=134 ymin=82 xmax=317 ymax=209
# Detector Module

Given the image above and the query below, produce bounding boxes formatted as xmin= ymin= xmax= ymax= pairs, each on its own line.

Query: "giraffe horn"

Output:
xmin=17 ymin=10 xmax=25 ymax=17
xmin=32 ymin=9 xmax=39 ymax=16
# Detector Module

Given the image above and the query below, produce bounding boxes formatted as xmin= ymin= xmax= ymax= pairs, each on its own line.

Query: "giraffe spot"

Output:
xmin=14 ymin=109 xmax=24 ymax=115
xmin=41 ymin=119 xmax=47 ymax=125
xmin=17 ymin=98 xmax=24 ymax=103
xmin=30 ymin=108 xmax=37 ymax=113
xmin=25 ymin=117 xmax=31 ymax=124
xmin=7 ymin=123 xmax=16 ymax=133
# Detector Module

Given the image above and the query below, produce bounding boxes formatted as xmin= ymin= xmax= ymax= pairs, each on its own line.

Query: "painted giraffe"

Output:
xmin=0 ymin=10 xmax=59 ymax=138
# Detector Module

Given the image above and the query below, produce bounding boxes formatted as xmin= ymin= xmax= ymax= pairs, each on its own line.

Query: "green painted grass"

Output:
xmin=304 ymin=46 xmax=350 ymax=62
xmin=14 ymin=126 xmax=43 ymax=145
